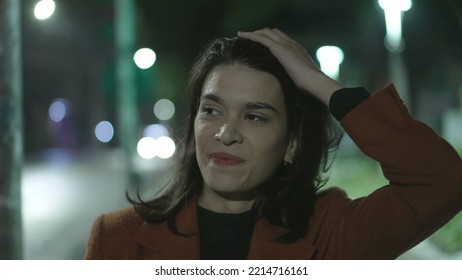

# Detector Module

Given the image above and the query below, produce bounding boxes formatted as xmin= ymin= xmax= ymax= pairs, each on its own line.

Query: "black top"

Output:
xmin=198 ymin=87 xmax=370 ymax=259
xmin=198 ymin=206 xmax=255 ymax=260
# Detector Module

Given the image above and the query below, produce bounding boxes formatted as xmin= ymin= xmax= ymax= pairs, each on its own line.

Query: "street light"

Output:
xmin=378 ymin=0 xmax=412 ymax=109
xmin=34 ymin=0 xmax=55 ymax=20
xmin=378 ymin=0 xmax=412 ymax=52
xmin=133 ymin=48 xmax=156 ymax=69
xmin=316 ymin=46 xmax=344 ymax=81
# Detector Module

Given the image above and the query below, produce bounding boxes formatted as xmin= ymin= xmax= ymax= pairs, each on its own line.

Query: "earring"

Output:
xmin=283 ymin=160 xmax=292 ymax=166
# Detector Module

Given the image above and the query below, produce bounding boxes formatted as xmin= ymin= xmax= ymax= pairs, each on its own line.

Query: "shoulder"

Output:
xmin=85 ymin=207 xmax=146 ymax=259
xmin=315 ymin=187 xmax=350 ymax=207
xmin=96 ymin=207 xmax=144 ymax=235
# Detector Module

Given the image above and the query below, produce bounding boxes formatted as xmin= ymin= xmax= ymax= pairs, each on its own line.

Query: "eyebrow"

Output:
xmin=200 ymin=93 xmax=278 ymax=113
xmin=245 ymin=102 xmax=277 ymax=112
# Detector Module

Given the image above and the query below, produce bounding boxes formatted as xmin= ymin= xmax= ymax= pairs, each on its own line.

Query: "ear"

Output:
xmin=283 ymin=137 xmax=298 ymax=164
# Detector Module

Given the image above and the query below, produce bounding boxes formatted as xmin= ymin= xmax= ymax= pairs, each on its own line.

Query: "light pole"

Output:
xmin=378 ymin=0 xmax=412 ymax=52
xmin=378 ymin=0 xmax=412 ymax=108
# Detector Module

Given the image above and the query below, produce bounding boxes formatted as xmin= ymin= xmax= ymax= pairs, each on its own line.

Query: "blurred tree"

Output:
xmin=0 ymin=0 xmax=23 ymax=259
xmin=115 ymin=0 xmax=139 ymax=189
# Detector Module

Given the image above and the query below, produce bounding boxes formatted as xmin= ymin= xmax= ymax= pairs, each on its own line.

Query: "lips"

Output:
xmin=209 ymin=152 xmax=245 ymax=166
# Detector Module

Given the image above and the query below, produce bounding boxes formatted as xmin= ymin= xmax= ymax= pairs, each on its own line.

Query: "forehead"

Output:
xmin=201 ymin=64 xmax=285 ymax=106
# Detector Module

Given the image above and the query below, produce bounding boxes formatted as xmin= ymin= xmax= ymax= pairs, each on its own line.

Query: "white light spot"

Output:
xmin=49 ymin=99 xmax=67 ymax=122
xmin=378 ymin=0 xmax=412 ymax=12
xmin=34 ymin=0 xmax=56 ymax=20
xmin=156 ymin=136 xmax=176 ymax=159
xmin=137 ymin=137 xmax=157 ymax=159
xmin=95 ymin=121 xmax=114 ymax=143
xmin=378 ymin=0 xmax=412 ymax=52
xmin=153 ymin=99 xmax=175 ymax=121
xmin=133 ymin=48 xmax=156 ymax=69
xmin=316 ymin=46 xmax=344 ymax=80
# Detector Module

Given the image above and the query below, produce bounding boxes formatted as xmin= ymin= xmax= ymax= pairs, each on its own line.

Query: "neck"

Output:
xmin=198 ymin=187 xmax=255 ymax=214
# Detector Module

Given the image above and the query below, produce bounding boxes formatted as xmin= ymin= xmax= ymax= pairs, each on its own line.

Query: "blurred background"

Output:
xmin=1 ymin=0 xmax=461 ymax=259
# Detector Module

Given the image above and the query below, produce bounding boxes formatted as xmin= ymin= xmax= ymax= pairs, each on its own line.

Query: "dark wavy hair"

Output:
xmin=129 ymin=37 xmax=343 ymax=242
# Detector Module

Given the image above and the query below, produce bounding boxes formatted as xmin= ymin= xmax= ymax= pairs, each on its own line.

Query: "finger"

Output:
xmin=237 ymin=30 xmax=277 ymax=48
xmin=253 ymin=28 xmax=287 ymax=42
xmin=239 ymin=28 xmax=284 ymax=44
xmin=271 ymin=28 xmax=294 ymax=42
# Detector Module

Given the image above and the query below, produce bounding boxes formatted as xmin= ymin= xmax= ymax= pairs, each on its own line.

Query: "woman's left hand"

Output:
xmin=238 ymin=28 xmax=343 ymax=105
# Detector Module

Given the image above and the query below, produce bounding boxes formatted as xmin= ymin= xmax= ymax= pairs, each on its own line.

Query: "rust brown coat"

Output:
xmin=85 ymin=85 xmax=462 ymax=259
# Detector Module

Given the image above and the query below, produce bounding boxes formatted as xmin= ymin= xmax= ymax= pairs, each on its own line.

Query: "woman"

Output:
xmin=85 ymin=28 xmax=462 ymax=259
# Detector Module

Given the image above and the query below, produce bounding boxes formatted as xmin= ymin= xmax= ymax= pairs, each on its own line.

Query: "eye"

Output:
xmin=200 ymin=106 xmax=222 ymax=118
xmin=245 ymin=113 xmax=267 ymax=124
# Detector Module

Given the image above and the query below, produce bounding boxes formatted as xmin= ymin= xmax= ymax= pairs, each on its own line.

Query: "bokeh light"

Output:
xmin=378 ymin=0 xmax=413 ymax=51
xmin=133 ymin=48 xmax=156 ymax=69
xmin=48 ymin=99 xmax=67 ymax=123
xmin=34 ymin=0 xmax=56 ymax=20
xmin=153 ymin=99 xmax=175 ymax=121
xmin=137 ymin=137 xmax=158 ymax=159
xmin=156 ymin=136 xmax=176 ymax=159
xmin=94 ymin=121 xmax=114 ymax=143
xmin=316 ymin=46 xmax=344 ymax=80
xmin=378 ymin=0 xmax=412 ymax=12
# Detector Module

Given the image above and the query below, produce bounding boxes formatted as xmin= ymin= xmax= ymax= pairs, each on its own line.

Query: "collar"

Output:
xmin=133 ymin=198 xmax=317 ymax=259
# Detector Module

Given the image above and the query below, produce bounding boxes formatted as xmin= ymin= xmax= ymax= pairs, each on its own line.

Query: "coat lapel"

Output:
xmin=133 ymin=200 xmax=201 ymax=259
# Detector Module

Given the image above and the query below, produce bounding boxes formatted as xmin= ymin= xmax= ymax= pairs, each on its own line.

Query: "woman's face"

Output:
xmin=194 ymin=64 xmax=295 ymax=209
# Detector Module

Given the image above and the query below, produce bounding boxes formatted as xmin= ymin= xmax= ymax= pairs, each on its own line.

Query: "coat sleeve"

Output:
xmin=330 ymin=84 xmax=462 ymax=259
xmin=84 ymin=214 xmax=105 ymax=259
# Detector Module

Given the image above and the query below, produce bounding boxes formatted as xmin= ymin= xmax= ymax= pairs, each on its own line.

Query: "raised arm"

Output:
xmin=333 ymin=85 xmax=462 ymax=258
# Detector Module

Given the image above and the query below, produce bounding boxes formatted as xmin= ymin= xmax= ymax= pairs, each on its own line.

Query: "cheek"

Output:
xmin=194 ymin=121 xmax=214 ymax=153
xmin=251 ymin=134 xmax=288 ymax=167
xmin=193 ymin=121 xmax=199 ymax=145
xmin=194 ymin=123 xmax=203 ymax=154
xmin=194 ymin=122 xmax=206 ymax=169
xmin=194 ymin=116 xmax=206 ymax=139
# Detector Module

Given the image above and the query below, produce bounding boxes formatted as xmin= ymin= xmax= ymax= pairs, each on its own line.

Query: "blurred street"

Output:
xmin=21 ymin=149 xmax=462 ymax=260
xmin=21 ymin=149 xmax=172 ymax=259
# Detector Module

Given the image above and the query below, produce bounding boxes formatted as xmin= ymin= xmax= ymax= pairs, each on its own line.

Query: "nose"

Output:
xmin=214 ymin=123 xmax=243 ymax=145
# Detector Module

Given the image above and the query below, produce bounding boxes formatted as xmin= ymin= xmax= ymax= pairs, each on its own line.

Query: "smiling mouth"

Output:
xmin=209 ymin=152 xmax=245 ymax=166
